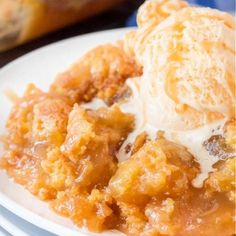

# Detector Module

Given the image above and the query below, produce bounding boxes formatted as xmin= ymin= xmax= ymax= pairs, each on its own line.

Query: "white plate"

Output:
xmin=0 ymin=28 xmax=130 ymax=236
xmin=0 ymin=205 xmax=53 ymax=236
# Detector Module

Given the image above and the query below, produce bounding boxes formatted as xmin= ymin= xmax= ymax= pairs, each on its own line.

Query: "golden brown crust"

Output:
xmin=50 ymin=43 xmax=142 ymax=103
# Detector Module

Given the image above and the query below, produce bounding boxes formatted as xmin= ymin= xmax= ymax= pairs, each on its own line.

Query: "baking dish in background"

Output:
xmin=0 ymin=0 xmax=125 ymax=52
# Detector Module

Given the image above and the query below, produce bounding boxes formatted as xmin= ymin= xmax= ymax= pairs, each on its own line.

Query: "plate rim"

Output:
xmin=0 ymin=27 xmax=133 ymax=75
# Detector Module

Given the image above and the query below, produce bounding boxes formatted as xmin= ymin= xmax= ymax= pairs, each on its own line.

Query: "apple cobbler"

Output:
xmin=0 ymin=0 xmax=235 ymax=235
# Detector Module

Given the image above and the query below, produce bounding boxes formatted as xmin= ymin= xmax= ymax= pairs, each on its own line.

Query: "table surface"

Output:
xmin=0 ymin=0 xmax=143 ymax=68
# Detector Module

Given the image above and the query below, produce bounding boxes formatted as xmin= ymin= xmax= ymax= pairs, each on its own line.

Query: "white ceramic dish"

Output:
xmin=0 ymin=204 xmax=60 ymax=236
xmin=0 ymin=28 xmax=130 ymax=236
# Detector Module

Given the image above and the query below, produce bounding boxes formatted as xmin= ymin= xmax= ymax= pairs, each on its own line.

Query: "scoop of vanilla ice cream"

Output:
xmin=124 ymin=0 xmax=188 ymax=60
xmin=115 ymin=0 xmax=236 ymax=187
xmin=124 ymin=5 xmax=235 ymax=131
xmin=119 ymin=1 xmax=235 ymax=186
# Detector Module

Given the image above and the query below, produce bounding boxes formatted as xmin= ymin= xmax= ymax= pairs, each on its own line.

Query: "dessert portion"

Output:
xmin=0 ymin=0 xmax=235 ymax=235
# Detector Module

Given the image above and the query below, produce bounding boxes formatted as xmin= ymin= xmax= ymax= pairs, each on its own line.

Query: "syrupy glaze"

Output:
xmin=0 ymin=1 xmax=235 ymax=235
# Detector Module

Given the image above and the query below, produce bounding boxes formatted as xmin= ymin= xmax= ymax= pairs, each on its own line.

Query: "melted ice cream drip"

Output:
xmin=118 ymin=76 xmax=228 ymax=188
xmin=80 ymin=98 xmax=107 ymax=110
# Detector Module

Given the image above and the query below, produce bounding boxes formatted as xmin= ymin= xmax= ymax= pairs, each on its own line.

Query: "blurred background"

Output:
xmin=0 ymin=0 xmax=235 ymax=68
